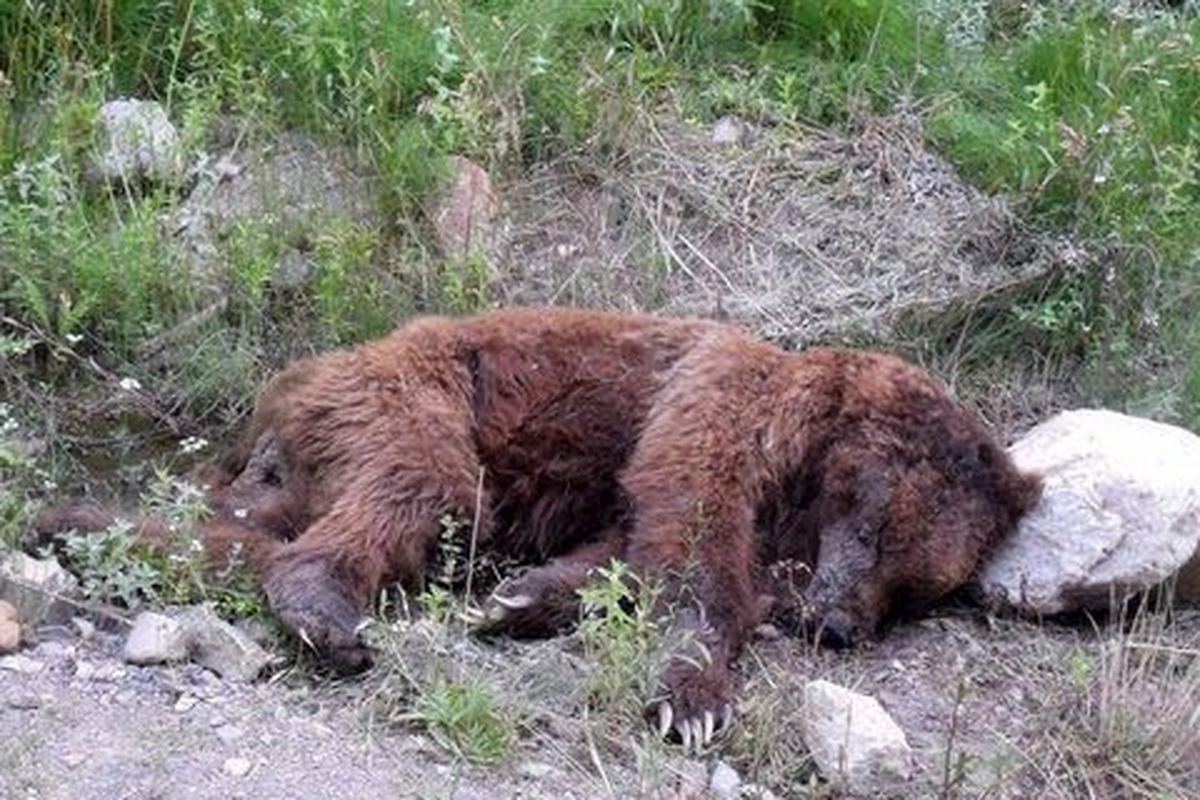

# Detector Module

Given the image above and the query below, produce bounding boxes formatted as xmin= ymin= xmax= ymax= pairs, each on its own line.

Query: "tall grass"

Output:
xmin=2 ymin=0 xmax=1199 ymax=439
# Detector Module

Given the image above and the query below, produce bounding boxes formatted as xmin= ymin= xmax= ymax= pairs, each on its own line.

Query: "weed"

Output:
xmin=577 ymin=560 xmax=665 ymax=719
xmin=56 ymin=471 xmax=265 ymax=619
xmin=414 ymin=675 xmax=517 ymax=764
xmin=60 ymin=521 xmax=167 ymax=608
xmin=0 ymin=398 xmax=51 ymax=551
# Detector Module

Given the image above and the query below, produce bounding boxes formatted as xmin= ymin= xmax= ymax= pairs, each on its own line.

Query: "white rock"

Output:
xmin=174 ymin=694 xmax=200 ymax=713
xmin=0 ymin=552 xmax=79 ymax=626
xmin=709 ymin=760 xmax=742 ymax=798
xmin=94 ymin=99 xmax=183 ymax=185
xmin=72 ymin=617 xmax=96 ymax=639
xmin=222 ymin=756 xmax=253 ymax=777
xmin=516 ymin=760 xmax=556 ymax=780
xmin=802 ymin=680 xmax=912 ymax=794
xmin=124 ymin=611 xmax=189 ymax=665
xmin=979 ymin=409 xmax=1200 ymax=613
xmin=176 ymin=605 xmax=272 ymax=682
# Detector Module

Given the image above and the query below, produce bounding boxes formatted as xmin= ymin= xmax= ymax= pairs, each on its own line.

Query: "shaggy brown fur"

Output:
xmin=37 ymin=308 xmax=1040 ymax=742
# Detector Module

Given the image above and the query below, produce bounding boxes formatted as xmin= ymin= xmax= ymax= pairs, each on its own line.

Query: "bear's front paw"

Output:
xmin=264 ymin=558 xmax=372 ymax=675
xmin=470 ymin=565 xmax=584 ymax=639
xmin=650 ymin=642 xmax=734 ymax=754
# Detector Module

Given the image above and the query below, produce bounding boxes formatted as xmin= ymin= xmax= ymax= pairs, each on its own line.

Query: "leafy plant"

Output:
xmin=577 ymin=560 xmax=665 ymax=715
xmin=413 ymin=675 xmax=517 ymax=764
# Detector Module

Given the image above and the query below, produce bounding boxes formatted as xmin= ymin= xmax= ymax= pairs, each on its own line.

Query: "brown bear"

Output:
xmin=37 ymin=308 xmax=1040 ymax=749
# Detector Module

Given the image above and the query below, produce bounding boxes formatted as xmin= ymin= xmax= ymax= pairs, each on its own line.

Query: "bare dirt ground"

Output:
xmin=0 ymin=623 xmax=622 ymax=800
xmin=4 ymin=603 xmax=1196 ymax=799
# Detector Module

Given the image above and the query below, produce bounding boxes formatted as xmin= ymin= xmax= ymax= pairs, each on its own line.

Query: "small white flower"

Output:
xmin=118 ymin=377 xmax=142 ymax=392
xmin=178 ymin=436 xmax=209 ymax=455
xmin=65 ymin=333 xmax=83 ymax=345
xmin=234 ymin=508 xmax=249 ymax=519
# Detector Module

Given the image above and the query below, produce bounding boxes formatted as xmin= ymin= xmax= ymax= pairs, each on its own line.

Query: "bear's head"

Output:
xmin=800 ymin=368 xmax=1042 ymax=648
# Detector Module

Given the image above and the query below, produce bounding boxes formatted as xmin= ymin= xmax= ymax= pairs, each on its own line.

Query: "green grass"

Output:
xmin=1 ymin=2 xmax=1198 ymax=492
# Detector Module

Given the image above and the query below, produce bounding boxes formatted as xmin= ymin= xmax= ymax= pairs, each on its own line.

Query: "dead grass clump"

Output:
xmin=991 ymin=599 xmax=1200 ymax=799
xmin=495 ymin=110 xmax=1063 ymax=346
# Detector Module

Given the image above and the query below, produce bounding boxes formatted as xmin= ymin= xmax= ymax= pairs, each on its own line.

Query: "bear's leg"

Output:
xmin=262 ymin=416 xmax=488 ymax=674
xmin=620 ymin=440 xmax=761 ymax=750
xmin=473 ymin=527 xmax=626 ymax=639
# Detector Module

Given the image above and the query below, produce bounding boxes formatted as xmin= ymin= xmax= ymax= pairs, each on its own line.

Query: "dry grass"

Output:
xmin=493 ymin=109 xmax=1071 ymax=348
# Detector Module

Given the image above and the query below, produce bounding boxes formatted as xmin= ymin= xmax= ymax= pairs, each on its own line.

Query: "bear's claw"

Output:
xmin=654 ymin=701 xmax=733 ymax=753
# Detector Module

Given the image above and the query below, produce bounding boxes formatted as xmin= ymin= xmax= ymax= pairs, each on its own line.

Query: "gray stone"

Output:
xmin=979 ymin=409 xmax=1200 ymax=614
xmin=802 ymin=680 xmax=912 ymax=794
xmin=94 ymin=99 xmax=183 ymax=185
xmin=272 ymin=248 xmax=314 ymax=291
xmin=709 ymin=760 xmax=742 ymax=799
xmin=0 ymin=552 xmax=79 ymax=626
xmin=176 ymin=605 xmax=273 ymax=682
xmin=123 ymin=611 xmax=189 ymax=665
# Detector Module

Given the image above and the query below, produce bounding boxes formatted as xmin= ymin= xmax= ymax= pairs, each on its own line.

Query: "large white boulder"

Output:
xmin=802 ymin=680 xmax=912 ymax=794
xmin=979 ymin=409 xmax=1200 ymax=613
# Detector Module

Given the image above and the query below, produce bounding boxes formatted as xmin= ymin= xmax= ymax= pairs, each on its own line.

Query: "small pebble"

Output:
xmin=175 ymin=694 xmax=200 ymax=712
xmin=216 ymin=723 xmax=245 ymax=744
xmin=6 ymin=693 xmax=41 ymax=710
xmin=72 ymin=617 xmax=97 ymax=639
xmin=709 ymin=761 xmax=742 ymax=799
xmin=753 ymin=623 xmax=782 ymax=641
xmin=517 ymin=761 xmax=556 ymax=780
xmin=223 ymin=757 xmax=253 ymax=778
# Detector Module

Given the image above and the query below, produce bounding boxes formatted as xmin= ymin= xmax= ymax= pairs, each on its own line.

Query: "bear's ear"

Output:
xmin=1011 ymin=471 xmax=1044 ymax=515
